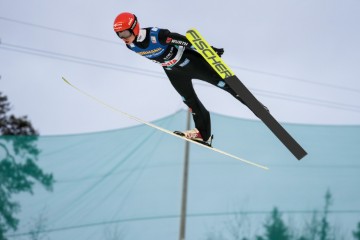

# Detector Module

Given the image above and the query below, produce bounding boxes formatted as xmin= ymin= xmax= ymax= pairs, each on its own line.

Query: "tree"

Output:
xmin=225 ymin=211 xmax=251 ymax=240
xmin=298 ymin=210 xmax=320 ymax=240
xmin=0 ymin=92 xmax=54 ymax=240
xmin=297 ymin=189 xmax=337 ymax=240
xmin=257 ymin=207 xmax=291 ymax=240
xmin=103 ymin=224 xmax=126 ymax=240
xmin=353 ymin=222 xmax=360 ymax=240
xmin=319 ymin=189 xmax=333 ymax=240
xmin=28 ymin=211 xmax=50 ymax=240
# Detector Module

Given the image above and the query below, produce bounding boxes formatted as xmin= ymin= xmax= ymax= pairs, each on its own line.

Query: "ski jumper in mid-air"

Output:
xmin=113 ymin=12 xmax=249 ymax=146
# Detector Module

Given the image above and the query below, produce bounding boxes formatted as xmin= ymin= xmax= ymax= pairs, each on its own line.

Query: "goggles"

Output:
xmin=117 ymin=30 xmax=133 ymax=39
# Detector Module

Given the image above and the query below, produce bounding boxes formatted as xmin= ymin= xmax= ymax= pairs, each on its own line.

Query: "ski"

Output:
xmin=186 ymin=29 xmax=307 ymax=160
xmin=62 ymin=77 xmax=268 ymax=170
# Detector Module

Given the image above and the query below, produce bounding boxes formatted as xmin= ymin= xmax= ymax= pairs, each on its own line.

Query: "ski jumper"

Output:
xmin=126 ymin=27 xmax=246 ymax=141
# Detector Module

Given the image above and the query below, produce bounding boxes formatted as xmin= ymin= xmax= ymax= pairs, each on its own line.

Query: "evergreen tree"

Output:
xmin=298 ymin=190 xmax=336 ymax=240
xmin=0 ymin=92 xmax=54 ymax=240
xmin=353 ymin=222 xmax=360 ymax=240
xmin=319 ymin=190 xmax=333 ymax=240
xmin=257 ymin=207 xmax=291 ymax=240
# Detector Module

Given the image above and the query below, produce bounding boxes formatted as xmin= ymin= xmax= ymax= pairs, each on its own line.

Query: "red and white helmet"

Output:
xmin=113 ymin=12 xmax=140 ymax=36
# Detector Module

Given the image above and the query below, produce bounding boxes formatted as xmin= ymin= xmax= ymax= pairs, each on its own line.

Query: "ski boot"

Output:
xmin=174 ymin=128 xmax=213 ymax=147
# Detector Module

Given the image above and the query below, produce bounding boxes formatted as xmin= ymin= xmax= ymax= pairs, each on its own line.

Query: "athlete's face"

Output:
xmin=117 ymin=30 xmax=136 ymax=44
xmin=123 ymin=34 xmax=136 ymax=44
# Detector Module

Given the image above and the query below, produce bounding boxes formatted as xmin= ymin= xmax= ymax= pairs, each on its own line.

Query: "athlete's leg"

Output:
xmin=184 ymin=52 xmax=248 ymax=106
xmin=164 ymin=68 xmax=212 ymax=140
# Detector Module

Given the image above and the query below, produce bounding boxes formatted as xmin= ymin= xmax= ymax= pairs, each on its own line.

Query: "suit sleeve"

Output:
xmin=158 ymin=29 xmax=193 ymax=49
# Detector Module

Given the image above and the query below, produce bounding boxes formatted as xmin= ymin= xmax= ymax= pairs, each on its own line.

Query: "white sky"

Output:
xmin=1 ymin=0 xmax=360 ymax=135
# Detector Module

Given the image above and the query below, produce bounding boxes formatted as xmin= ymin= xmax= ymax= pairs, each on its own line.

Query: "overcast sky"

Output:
xmin=1 ymin=0 xmax=360 ymax=135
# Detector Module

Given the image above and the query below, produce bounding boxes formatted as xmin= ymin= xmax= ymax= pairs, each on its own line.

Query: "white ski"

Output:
xmin=62 ymin=77 xmax=268 ymax=170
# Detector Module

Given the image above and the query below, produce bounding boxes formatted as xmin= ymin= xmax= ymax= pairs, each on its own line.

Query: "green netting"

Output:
xmin=2 ymin=110 xmax=360 ymax=240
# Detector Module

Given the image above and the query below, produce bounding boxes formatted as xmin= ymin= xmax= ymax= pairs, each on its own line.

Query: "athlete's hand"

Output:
xmin=211 ymin=46 xmax=224 ymax=57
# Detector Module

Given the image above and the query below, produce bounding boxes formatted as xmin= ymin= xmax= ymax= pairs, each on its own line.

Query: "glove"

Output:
xmin=211 ymin=46 xmax=224 ymax=57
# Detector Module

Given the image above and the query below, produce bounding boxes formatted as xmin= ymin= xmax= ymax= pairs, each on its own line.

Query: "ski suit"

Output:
xmin=126 ymin=27 xmax=246 ymax=141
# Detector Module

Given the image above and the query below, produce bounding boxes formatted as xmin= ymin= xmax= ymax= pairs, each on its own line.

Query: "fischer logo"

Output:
xmin=187 ymin=30 xmax=232 ymax=78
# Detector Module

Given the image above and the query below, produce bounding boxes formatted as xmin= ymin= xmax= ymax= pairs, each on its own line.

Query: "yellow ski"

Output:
xmin=186 ymin=29 xmax=307 ymax=160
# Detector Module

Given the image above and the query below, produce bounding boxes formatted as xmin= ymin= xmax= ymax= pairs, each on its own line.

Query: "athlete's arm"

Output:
xmin=158 ymin=29 xmax=193 ymax=48
xmin=159 ymin=29 xmax=224 ymax=57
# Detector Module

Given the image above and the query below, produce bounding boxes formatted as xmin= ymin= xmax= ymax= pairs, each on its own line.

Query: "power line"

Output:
xmin=1 ymin=42 xmax=360 ymax=113
xmin=0 ymin=42 xmax=164 ymax=79
xmin=0 ymin=16 xmax=118 ymax=45
xmin=2 ymin=16 xmax=360 ymax=95
xmin=194 ymin=82 xmax=360 ymax=113
xmin=54 ymin=162 xmax=360 ymax=184
xmin=7 ymin=210 xmax=360 ymax=237
xmin=253 ymin=89 xmax=360 ymax=112
xmin=230 ymin=65 xmax=360 ymax=94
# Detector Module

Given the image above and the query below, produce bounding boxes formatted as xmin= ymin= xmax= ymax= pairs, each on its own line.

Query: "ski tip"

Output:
xmin=186 ymin=28 xmax=197 ymax=34
xmin=62 ymin=77 xmax=70 ymax=85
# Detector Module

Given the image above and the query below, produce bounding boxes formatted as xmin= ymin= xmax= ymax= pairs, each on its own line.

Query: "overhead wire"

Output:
xmin=7 ymin=209 xmax=360 ymax=238
xmin=1 ymin=43 xmax=359 ymax=113
xmin=230 ymin=65 xmax=360 ymax=94
xmin=194 ymin=81 xmax=360 ymax=113
xmin=0 ymin=16 xmax=119 ymax=45
xmin=1 ymin=16 xmax=360 ymax=94
xmin=0 ymin=42 xmax=164 ymax=79
xmin=1 ymin=17 xmax=360 ymax=113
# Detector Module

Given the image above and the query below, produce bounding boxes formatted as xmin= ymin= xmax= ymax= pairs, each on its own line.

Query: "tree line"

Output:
xmin=205 ymin=190 xmax=360 ymax=240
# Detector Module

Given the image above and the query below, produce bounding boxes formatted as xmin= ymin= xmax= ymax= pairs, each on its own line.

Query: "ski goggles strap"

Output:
xmin=130 ymin=15 xmax=138 ymax=31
